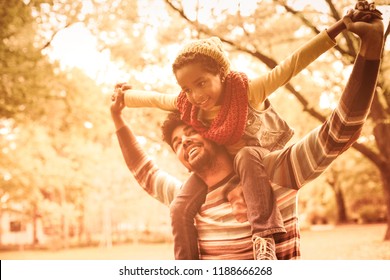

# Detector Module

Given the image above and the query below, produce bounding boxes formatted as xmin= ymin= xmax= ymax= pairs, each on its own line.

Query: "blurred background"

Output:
xmin=1 ymin=0 xmax=390 ymax=259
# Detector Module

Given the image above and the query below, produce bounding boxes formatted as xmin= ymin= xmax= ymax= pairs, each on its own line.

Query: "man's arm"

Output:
xmin=111 ymin=91 xmax=181 ymax=206
xmin=263 ymin=18 xmax=384 ymax=189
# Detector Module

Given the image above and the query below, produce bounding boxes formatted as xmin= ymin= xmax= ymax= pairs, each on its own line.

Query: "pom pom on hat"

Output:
xmin=174 ymin=37 xmax=231 ymax=78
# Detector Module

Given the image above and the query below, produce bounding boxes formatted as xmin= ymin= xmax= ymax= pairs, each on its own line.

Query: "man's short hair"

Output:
xmin=161 ymin=111 xmax=185 ymax=149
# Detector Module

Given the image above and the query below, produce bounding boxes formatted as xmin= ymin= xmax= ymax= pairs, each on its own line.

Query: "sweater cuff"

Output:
xmin=115 ymin=124 xmax=132 ymax=136
xmin=319 ymin=29 xmax=337 ymax=48
xmin=115 ymin=124 xmax=127 ymax=133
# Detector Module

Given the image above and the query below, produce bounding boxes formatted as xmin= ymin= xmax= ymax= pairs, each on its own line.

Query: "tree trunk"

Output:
xmin=327 ymin=169 xmax=348 ymax=224
xmin=334 ymin=183 xmax=348 ymax=224
xmin=0 ymin=208 xmax=2 ymax=247
xmin=77 ymin=206 xmax=84 ymax=245
xmin=380 ymin=167 xmax=390 ymax=240
xmin=32 ymin=204 xmax=39 ymax=246
xmin=370 ymin=90 xmax=390 ymax=241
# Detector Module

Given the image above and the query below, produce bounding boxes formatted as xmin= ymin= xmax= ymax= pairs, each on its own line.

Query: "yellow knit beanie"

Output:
xmin=174 ymin=37 xmax=231 ymax=78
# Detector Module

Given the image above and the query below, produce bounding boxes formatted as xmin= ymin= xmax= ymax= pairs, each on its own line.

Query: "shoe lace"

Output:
xmin=253 ymin=237 xmax=276 ymax=260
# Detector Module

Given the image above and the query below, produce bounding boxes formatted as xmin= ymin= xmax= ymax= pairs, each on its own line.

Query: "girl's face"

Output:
xmin=175 ymin=63 xmax=224 ymax=111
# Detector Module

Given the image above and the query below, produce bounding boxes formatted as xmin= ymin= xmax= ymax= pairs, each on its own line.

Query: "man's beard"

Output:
xmin=189 ymin=142 xmax=223 ymax=174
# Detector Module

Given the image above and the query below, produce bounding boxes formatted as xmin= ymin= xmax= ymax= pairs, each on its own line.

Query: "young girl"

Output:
xmin=114 ymin=6 xmax=380 ymax=260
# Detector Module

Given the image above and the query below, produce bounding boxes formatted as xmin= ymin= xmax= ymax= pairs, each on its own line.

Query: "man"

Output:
xmin=110 ymin=16 xmax=383 ymax=259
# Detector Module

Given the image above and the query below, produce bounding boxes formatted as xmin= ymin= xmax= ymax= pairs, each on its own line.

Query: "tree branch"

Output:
xmin=324 ymin=0 xmax=357 ymax=58
xmin=352 ymin=141 xmax=387 ymax=170
xmin=384 ymin=20 xmax=390 ymax=45
xmin=41 ymin=22 xmax=75 ymax=51
xmin=275 ymin=0 xmax=356 ymax=61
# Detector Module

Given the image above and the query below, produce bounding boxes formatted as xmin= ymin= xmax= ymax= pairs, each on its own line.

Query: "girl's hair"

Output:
xmin=172 ymin=52 xmax=221 ymax=76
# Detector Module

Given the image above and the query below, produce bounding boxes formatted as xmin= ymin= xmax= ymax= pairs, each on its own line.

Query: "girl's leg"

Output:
xmin=169 ymin=173 xmax=207 ymax=260
xmin=234 ymin=146 xmax=286 ymax=260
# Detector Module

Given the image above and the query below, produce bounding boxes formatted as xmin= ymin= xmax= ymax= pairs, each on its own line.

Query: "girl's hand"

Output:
xmin=110 ymin=85 xmax=128 ymax=116
xmin=343 ymin=11 xmax=384 ymax=40
xmin=343 ymin=11 xmax=384 ymax=60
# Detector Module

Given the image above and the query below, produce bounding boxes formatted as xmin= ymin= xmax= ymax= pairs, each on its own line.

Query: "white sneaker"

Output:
xmin=253 ymin=236 xmax=277 ymax=260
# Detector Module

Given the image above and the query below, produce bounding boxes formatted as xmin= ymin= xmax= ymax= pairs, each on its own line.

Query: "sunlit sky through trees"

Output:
xmin=46 ymin=0 xmax=390 ymax=99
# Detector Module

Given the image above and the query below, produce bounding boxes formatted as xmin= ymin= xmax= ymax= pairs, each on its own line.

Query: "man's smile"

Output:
xmin=184 ymin=143 xmax=203 ymax=161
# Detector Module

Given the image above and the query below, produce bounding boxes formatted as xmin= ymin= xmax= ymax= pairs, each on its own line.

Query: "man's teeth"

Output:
xmin=189 ymin=147 xmax=197 ymax=156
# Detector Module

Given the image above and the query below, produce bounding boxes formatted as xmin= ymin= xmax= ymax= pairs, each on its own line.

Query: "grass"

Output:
xmin=1 ymin=223 xmax=389 ymax=260
xmin=300 ymin=223 xmax=390 ymax=260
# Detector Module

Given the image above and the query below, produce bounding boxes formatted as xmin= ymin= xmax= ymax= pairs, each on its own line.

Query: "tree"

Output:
xmin=327 ymin=165 xmax=348 ymax=224
xmin=1 ymin=0 xmax=181 ymax=247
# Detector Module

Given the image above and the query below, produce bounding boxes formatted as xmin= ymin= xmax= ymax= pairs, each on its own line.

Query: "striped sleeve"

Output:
xmin=263 ymin=56 xmax=381 ymax=189
xmin=116 ymin=126 xmax=181 ymax=206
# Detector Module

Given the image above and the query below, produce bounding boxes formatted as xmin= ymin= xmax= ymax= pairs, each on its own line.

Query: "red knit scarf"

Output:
xmin=177 ymin=71 xmax=248 ymax=145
